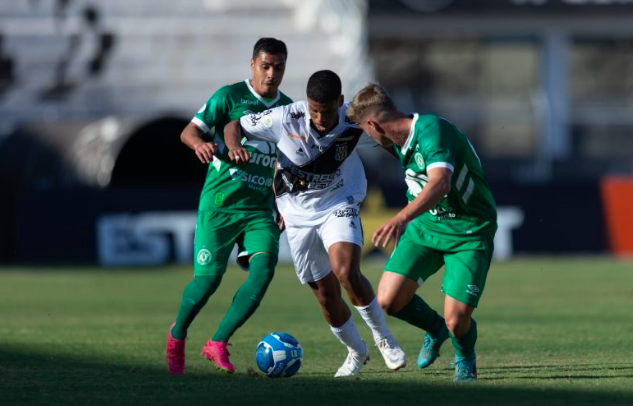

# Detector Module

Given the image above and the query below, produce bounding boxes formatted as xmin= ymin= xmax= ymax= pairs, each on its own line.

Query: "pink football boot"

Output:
xmin=165 ymin=322 xmax=186 ymax=375
xmin=201 ymin=340 xmax=235 ymax=374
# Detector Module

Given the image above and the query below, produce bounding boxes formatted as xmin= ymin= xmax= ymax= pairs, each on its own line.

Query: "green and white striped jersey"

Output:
xmin=394 ymin=114 xmax=497 ymax=240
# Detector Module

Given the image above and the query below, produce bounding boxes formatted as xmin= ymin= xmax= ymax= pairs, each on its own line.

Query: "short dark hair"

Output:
xmin=252 ymin=38 xmax=288 ymax=60
xmin=306 ymin=70 xmax=342 ymax=103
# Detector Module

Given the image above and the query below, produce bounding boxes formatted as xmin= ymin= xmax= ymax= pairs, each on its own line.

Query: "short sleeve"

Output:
xmin=420 ymin=118 xmax=457 ymax=172
xmin=191 ymin=86 xmax=231 ymax=133
xmin=239 ymin=106 xmax=284 ymax=144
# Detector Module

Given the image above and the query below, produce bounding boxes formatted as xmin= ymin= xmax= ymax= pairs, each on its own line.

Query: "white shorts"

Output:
xmin=284 ymin=204 xmax=364 ymax=284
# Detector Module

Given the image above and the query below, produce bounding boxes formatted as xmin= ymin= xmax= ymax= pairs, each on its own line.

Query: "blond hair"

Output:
xmin=347 ymin=83 xmax=396 ymax=124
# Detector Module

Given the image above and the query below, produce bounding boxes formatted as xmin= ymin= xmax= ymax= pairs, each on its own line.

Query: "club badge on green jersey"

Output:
xmin=197 ymin=248 xmax=212 ymax=266
xmin=414 ymin=152 xmax=425 ymax=171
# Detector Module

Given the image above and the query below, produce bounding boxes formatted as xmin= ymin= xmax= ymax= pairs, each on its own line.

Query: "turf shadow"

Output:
xmin=1 ymin=346 xmax=632 ymax=406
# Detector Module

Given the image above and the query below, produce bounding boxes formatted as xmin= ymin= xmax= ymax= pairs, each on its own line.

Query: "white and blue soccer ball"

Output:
xmin=255 ymin=332 xmax=303 ymax=378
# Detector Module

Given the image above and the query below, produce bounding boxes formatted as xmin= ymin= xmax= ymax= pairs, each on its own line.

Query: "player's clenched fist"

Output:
xmin=194 ymin=142 xmax=218 ymax=164
xmin=228 ymin=147 xmax=250 ymax=164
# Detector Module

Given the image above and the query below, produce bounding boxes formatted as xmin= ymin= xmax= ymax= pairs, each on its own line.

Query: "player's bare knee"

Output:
xmin=377 ymin=295 xmax=398 ymax=315
xmin=445 ymin=315 xmax=470 ymax=337
xmin=333 ymin=266 xmax=361 ymax=288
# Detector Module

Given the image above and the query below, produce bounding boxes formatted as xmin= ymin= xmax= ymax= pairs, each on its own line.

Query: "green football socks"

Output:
xmin=171 ymin=275 xmax=223 ymax=340
xmin=393 ymin=294 xmax=445 ymax=337
xmin=451 ymin=318 xmax=477 ymax=357
xmin=212 ymin=253 xmax=276 ymax=342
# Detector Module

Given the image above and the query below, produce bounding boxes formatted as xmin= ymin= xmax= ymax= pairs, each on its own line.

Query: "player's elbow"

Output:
xmin=180 ymin=123 xmax=198 ymax=145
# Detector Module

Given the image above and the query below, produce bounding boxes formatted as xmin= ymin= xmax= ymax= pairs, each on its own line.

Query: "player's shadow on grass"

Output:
xmin=1 ymin=347 xmax=632 ymax=406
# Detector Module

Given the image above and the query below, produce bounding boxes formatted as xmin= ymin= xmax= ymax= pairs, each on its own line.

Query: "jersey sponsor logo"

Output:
xmin=430 ymin=205 xmax=456 ymax=220
xmin=333 ymin=207 xmax=359 ymax=218
xmin=247 ymin=109 xmax=272 ymax=126
xmin=241 ymin=98 xmax=260 ymax=106
xmin=197 ymin=248 xmax=212 ymax=266
xmin=250 ymin=151 xmax=276 ymax=168
xmin=296 ymin=148 xmax=305 ymax=156
xmin=335 ymin=145 xmax=348 ymax=161
xmin=346 ymin=195 xmax=355 ymax=204
xmin=311 ymin=144 xmax=327 ymax=152
xmin=287 ymin=167 xmax=339 ymax=186
xmin=332 ymin=179 xmax=344 ymax=191
xmin=349 ymin=220 xmax=356 ymax=229
xmin=414 ymin=152 xmax=425 ymax=170
xmin=466 ymin=284 xmax=480 ymax=296
xmin=241 ymin=173 xmax=273 ymax=190
xmin=290 ymin=111 xmax=305 ymax=120
xmin=275 ymin=167 xmax=342 ymax=195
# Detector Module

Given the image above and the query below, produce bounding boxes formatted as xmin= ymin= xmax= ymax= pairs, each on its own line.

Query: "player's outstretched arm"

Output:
xmin=180 ymin=122 xmax=218 ymax=164
xmin=372 ymin=167 xmax=452 ymax=248
xmin=224 ymin=120 xmax=251 ymax=164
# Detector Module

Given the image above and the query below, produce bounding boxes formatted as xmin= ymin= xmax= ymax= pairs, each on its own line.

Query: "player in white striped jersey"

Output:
xmin=224 ymin=70 xmax=406 ymax=377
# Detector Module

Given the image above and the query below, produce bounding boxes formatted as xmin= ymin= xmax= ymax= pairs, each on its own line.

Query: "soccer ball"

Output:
xmin=255 ymin=332 xmax=303 ymax=378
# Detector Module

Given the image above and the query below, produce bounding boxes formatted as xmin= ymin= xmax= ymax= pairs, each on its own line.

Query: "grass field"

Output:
xmin=1 ymin=258 xmax=632 ymax=406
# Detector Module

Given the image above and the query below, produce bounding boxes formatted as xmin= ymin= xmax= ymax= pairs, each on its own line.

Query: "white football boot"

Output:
xmin=334 ymin=341 xmax=370 ymax=378
xmin=376 ymin=335 xmax=407 ymax=371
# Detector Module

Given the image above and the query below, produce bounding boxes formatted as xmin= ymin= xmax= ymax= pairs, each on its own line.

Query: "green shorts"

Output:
xmin=193 ymin=210 xmax=280 ymax=276
xmin=384 ymin=221 xmax=494 ymax=308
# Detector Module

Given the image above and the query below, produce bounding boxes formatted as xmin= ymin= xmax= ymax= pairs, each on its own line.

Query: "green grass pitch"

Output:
xmin=1 ymin=258 xmax=632 ymax=405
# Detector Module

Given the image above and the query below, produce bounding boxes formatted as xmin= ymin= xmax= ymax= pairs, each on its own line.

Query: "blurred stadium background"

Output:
xmin=1 ymin=0 xmax=632 ymax=265
xmin=1 ymin=2 xmax=633 ymax=405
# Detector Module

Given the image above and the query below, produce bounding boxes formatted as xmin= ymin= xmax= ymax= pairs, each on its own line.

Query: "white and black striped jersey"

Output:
xmin=239 ymin=101 xmax=377 ymax=221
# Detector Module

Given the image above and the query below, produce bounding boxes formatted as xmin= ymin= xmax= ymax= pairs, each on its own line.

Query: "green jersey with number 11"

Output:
xmin=192 ymin=80 xmax=293 ymax=213
xmin=394 ymin=114 xmax=497 ymax=241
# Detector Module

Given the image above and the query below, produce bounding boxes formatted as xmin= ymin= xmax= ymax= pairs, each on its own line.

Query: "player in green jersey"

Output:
xmin=347 ymin=83 xmax=497 ymax=382
xmin=165 ymin=38 xmax=293 ymax=375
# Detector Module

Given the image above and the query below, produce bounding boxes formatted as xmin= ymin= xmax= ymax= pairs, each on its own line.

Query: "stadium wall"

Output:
xmin=4 ymin=181 xmax=609 ymax=266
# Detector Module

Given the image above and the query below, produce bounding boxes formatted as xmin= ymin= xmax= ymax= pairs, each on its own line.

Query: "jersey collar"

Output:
xmin=244 ymin=79 xmax=281 ymax=108
xmin=400 ymin=113 xmax=419 ymax=155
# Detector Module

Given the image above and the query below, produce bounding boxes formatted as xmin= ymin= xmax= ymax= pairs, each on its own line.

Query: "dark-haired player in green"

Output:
xmin=165 ymin=38 xmax=293 ymax=375
xmin=347 ymin=83 xmax=497 ymax=382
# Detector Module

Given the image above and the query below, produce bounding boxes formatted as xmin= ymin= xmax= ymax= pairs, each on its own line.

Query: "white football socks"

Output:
xmin=355 ymin=297 xmax=391 ymax=343
xmin=330 ymin=315 xmax=366 ymax=355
